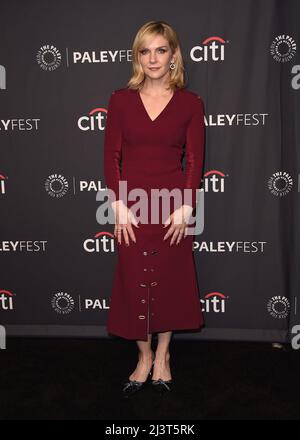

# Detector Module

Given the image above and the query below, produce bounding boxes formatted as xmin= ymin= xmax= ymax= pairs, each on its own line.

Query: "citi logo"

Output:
xmin=0 ymin=290 xmax=15 ymax=310
xmin=203 ymin=170 xmax=227 ymax=192
xmin=83 ymin=231 xmax=115 ymax=253
xmin=78 ymin=107 xmax=107 ymax=131
xmin=190 ymin=36 xmax=227 ymax=62
xmin=200 ymin=292 xmax=228 ymax=313
xmin=0 ymin=174 xmax=7 ymax=194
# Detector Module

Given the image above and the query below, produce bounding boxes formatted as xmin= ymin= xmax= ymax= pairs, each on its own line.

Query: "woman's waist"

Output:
xmin=119 ymin=170 xmax=185 ymax=192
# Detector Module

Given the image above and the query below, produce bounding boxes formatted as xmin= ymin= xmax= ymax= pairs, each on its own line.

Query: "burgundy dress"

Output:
xmin=103 ymin=86 xmax=205 ymax=341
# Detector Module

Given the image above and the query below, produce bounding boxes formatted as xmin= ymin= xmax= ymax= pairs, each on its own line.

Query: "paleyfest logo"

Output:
xmin=267 ymin=295 xmax=290 ymax=319
xmin=267 ymin=171 xmax=293 ymax=197
xmin=36 ymin=44 xmax=62 ymax=71
xmin=45 ymin=174 xmax=69 ymax=198
xmin=51 ymin=292 xmax=75 ymax=314
xmin=270 ymin=34 xmax=297 ymax=63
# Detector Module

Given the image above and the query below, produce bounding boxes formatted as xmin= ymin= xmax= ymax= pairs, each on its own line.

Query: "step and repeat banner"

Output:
xmin=1 ymin=0 xmax=299 ymax=342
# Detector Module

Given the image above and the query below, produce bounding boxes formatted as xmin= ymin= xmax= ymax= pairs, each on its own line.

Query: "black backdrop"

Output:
xmin=1 ymin=0 xmax=299 ymax=342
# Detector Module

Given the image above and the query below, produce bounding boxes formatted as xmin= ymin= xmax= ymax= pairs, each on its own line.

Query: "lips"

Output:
xmin=149 ymin=67 xmax=160 ymax=70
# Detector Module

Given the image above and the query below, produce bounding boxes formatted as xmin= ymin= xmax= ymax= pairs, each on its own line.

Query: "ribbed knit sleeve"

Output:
xmin=103 ymin=90 xmax=123 ymax=204
xmin=183 ymin=95 xmax=205 ymax=210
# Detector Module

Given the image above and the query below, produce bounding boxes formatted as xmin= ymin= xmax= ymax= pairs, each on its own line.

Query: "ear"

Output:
xmin=172 ymin=47 xmax=179 ymax=62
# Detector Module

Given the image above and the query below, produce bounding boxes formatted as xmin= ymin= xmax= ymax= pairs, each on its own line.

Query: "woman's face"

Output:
xmin=138 ymin=34 xmax=176 ymax=82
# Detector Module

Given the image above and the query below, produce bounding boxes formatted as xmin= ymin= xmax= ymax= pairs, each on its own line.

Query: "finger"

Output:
xmin=129 ymin=212 xmax=139 ymax=228
xmin=131 ymin=219 xmax=139 ymax=228
xmin=176 ymin=229 xmax=184 ymax=245
xmin=130 ymin=213 xmax=139 ymax=230
xmin=170 ymin=229 xmax=180 ymax=246
xmin=163 ymin=224 xmax=175 ymax=241
xmin=126 ymin=223 xmax=136 ymax=243
xmin=122 ymin=226 xmax=130 ymax=246
xmin=117 ymin=225 xmax=123 ymax=244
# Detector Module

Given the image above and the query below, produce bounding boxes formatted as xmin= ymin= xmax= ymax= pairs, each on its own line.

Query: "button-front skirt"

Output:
xmin=106 ymin=197 xmax=204 ymax=341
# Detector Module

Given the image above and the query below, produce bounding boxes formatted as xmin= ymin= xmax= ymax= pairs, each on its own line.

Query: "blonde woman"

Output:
xmin=104 ymin=20 xmax=205 ymax=397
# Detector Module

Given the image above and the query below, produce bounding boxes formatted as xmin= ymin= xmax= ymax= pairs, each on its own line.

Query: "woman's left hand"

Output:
xmin=163 ymin=204 xmax=194 ymax=245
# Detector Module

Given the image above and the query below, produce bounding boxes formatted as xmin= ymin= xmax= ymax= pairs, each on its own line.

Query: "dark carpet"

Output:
xmin=1 ymin=337 xmax=299 ymax=420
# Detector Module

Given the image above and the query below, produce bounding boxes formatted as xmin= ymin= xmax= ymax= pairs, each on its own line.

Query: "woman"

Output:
xmin=103 ymin=20 xmax=205 ymax=397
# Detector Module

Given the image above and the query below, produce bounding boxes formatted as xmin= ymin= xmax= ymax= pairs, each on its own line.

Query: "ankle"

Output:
xmin=138 ymin=350 xmax=154 ymax=362
xmin=154 ymin=351 xmax=170 ymax=362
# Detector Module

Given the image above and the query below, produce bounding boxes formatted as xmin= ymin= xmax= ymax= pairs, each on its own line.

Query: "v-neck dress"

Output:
xmin=103 ymin=86 xmax=205 ymax=341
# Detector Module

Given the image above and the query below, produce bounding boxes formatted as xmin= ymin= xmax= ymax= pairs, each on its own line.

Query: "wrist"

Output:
xmin=181 ymin=204 xmax=194 ymax=223
xmin=111 ymin=199 xmax=126 ymax=208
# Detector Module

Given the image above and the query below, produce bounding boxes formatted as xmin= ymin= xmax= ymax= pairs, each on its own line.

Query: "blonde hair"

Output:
xmin=127 ymin=20 xmax=186 ymax=91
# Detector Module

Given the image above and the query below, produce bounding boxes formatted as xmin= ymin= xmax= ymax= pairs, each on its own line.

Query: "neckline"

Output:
xmin=137 ymin=88 xmax=179 ymax=123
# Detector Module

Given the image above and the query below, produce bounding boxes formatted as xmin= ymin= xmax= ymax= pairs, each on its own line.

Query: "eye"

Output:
xmin=139 ymin=48 xmax=167 ymax=55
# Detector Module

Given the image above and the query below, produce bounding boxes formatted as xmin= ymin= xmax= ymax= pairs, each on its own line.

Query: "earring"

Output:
xmin=170 ymin=61 xmax=176 ymax=70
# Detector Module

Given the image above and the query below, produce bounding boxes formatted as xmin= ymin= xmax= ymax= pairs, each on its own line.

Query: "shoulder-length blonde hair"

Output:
xmin=127 ymin=20 xmax=186 ymax=91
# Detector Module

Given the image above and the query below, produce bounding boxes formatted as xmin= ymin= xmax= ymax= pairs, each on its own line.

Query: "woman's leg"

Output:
xmin=152 ymin=331 xmax=172 ymax=381
xmin=129 ymin=333 xmax=155 ymax=381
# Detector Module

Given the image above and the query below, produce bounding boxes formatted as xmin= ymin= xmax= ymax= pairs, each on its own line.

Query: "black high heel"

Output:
xmin=151 ymin=378 xmax=173 ymax=393
xmin=122 ymin=358 xmax=155 ymax=398
xmin=151 ymin=356 xmax=173 ymax=393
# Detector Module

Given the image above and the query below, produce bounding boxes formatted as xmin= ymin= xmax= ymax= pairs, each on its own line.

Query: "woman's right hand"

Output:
xmin=111 ymin=200 xmax=139 ymax=245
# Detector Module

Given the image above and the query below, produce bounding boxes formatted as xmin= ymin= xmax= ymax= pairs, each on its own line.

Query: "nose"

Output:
xmin=149 ymin=51 xmax=157 ymax=63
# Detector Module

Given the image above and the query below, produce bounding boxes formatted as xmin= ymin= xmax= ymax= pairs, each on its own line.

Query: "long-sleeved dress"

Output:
xmin=103 ymin=86 xmax=205 ymax=341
